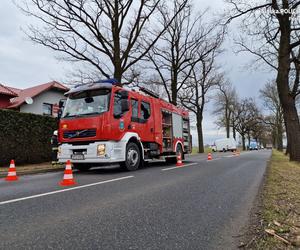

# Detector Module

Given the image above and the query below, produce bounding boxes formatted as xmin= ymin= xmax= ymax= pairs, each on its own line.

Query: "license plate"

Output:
xmin=71 ymin=154 xmax=85 ymax=160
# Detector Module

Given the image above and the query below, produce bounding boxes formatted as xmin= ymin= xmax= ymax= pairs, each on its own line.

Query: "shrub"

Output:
xmin=0 ymin=109 xmax=57 ymax=165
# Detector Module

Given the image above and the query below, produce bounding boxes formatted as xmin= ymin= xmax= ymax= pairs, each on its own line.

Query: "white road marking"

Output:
xmin=161 ymin=162 xmax=198 ymax=171
xmin=0 ymin=176 xmax=134 ymax=205
xmin=224 ymin=155 xmax=236 ymax=158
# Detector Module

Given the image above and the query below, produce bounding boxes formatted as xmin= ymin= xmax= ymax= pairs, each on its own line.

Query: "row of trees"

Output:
xmin=214 ymin=80 xmax=284 ymax=151
xmin=226 ymin=0 xmax=300 ymax=161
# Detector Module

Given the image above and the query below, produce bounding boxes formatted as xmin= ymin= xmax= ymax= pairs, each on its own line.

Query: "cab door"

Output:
xmin=129 ymin=98 xmax=154 ymax=142
xmin=110 ymin=89 xmax=130 ymax=140
xmin=139 ymin=100 xmax=154 ymax=142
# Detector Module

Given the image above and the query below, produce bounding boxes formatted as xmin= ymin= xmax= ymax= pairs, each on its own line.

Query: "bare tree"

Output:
xmin=213 ymin=80 xmax=238 ymax=139
xmin=19 ymin=0 xmax=187 ymax=82
xmin=180 ymin=59 xmax=223 ymax=153
xmin=147 ymin=1 xmax=224 ymax=105
xmin=259 ymin=80 xmax=284 ymax=151
xmin=226 ymin=0 xmax=300 ymax=161
xmin=234 ymin=98 xmax=261 ymax=150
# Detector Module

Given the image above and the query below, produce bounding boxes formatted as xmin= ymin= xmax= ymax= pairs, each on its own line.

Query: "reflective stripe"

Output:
xmin=8 ymin=172 xmax=16 ymax=176
xmin=65 ymin=165 xmax=72 ymax=170
xmin=63 ymin=174 xmax=73 ymax=179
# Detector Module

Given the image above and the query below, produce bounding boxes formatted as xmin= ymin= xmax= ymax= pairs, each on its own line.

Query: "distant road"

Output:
xmin=0 ymin=150 xmax=271 ymax=249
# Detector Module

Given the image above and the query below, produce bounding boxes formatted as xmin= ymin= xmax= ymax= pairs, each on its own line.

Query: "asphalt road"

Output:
xmin=0 ymin=150 xmax=271 ymax=250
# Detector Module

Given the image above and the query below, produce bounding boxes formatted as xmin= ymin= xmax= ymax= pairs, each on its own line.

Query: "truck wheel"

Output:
xmin=121 ymin=142 xmax=141 ymax=171
xmin=73 ymin=163 xmax=91 ymax=172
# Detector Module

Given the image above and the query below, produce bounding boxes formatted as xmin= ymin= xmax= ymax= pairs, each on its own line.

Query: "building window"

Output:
xmin=43 ymin=103 xmax=52 ymax=116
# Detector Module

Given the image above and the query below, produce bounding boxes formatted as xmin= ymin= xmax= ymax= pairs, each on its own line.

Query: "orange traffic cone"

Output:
xmin=176 ymin=154 xmax=184 ymax=167
xmin=237 ymin=150 xmax=240 ymax=156
xmin=233 ymin=150 xmax=237 ymax=156
xmin=5 ymin=160 xmax=18 ymax=181
xmin=207 ymin=153 xmax=212 ymax=161
xmin=60 ymin=160 xmax=76 ymax=186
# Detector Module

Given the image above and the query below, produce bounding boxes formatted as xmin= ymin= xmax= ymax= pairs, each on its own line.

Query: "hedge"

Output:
xmin=0 ymin=109 xmax=57 ymax=166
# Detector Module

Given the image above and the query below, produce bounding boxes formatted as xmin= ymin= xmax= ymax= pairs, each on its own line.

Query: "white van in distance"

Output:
xmin=212 ymin=138 xmax=237 ymax=152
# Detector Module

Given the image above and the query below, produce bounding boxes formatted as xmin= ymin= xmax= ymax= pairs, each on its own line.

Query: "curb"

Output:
xmin=0 ymin=167 xmax=65 ymax=178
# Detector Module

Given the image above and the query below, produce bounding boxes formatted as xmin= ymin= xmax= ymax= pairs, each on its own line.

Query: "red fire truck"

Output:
xmin=57 ymin=79 xmax=191 ymax=171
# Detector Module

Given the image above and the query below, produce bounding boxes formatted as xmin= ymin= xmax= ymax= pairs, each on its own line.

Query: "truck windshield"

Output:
xmin=62 ymin=89 xmax=111 ymax=118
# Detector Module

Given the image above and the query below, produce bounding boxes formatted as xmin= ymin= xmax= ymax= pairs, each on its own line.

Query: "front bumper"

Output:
xmin=58 ymin=141 xmax=126 ymax=163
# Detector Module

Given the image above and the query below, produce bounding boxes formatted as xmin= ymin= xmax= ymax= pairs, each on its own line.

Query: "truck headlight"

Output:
xmin=97 ymin=144 xmax=106 ymax=156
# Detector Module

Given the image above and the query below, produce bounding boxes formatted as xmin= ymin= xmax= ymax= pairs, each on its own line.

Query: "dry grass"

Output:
xmin=191 ymin=147 xmax=211 ymax=154
xmin=253 ymin=150 xmax=300 ymax=249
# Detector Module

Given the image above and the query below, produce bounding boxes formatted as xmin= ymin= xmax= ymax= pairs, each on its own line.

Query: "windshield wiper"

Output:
xmin=63 ymin=114 xmax=79 ymax=118
xmin=79 ymin=112 xmax=101 ymax=116
xmin=63 ymin=112 xmax=102 ymax=118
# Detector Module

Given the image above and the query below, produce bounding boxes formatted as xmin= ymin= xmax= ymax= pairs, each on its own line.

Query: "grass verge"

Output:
xmin=191 ymin=147 xmax=212 ymax=154
xmin=247 ymin=150 xmax=300 ymax=249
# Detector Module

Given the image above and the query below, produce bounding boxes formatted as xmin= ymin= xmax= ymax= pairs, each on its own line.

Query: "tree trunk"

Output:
xmin=281 ymin=99 xmax=300 ymax=160
xmin=276 ymin=16 xmax=300 ymax=161
xmin=225 ymin=108 xmax=230 ymax=138
xmin=196 ymin=115 xmax=204 ymax=153
xmin=247 ymin=132 xmax=251 ymax=149
xmin=171 ymin=70 xmax=178 ymax=105
xmin=113 ymin=0 xmax=122 ymax=83
xmin=276 ymin=122 xmax=283 ymax=151
xmin=232 ymin=123 xmax=236 ymax=140
xmin=226 ymin=118 xmax=230 ymax=138
xmin=242 ymin=135 xmax=246 ymax=150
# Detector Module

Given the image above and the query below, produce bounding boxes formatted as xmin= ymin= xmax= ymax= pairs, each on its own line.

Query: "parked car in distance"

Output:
xmin=266 ymin=144 xmax=273 ymax=149
xmin=212 ymin=138 xmax=237 ymax=152
xmin=249 ymin=141 xmax=258 ymax=150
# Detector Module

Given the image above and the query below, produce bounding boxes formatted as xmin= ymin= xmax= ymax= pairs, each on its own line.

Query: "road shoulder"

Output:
xmin=240 ymin=150 xmax=300 ymax=249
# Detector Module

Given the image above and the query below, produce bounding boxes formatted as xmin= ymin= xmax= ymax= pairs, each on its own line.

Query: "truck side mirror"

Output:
xmin=121 ymin=99 xmax=129 ymax=113
xmin=58 ymin=99 xmax=66 ymax=120
xmin=59 ymin=99 xmax=66 ymax=108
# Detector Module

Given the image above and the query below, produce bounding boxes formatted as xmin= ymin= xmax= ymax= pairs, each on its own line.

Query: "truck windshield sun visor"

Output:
xmin=62 ymin=89 xmax=111 ymax=118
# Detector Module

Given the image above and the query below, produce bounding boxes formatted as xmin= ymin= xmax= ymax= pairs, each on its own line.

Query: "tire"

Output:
xmin=120 ymin=142 xmax=141 ymax=171
xmin=73 ymin=163 xmax=91 ymax=172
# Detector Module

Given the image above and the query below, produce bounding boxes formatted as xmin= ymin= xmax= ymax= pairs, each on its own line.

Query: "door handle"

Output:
xmin=150 ymin=128 xmax=154 ymax=133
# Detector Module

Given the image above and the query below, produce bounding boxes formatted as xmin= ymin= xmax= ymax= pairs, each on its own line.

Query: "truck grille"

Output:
xmin=63 ymin=129 xmax=96 ymax=139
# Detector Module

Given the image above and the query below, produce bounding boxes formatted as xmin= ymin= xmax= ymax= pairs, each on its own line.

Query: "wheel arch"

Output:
xmin=127 ymin=137 xmax=144 ymax=160
xmin=121 ymin=132 xmax=144 ymax=160
xmin=174 ymin=140 xmax=184 ymax=154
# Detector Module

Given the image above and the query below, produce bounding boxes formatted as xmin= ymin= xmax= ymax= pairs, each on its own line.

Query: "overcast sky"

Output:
xmin=0 ymin=0 xmax=273 ymax=145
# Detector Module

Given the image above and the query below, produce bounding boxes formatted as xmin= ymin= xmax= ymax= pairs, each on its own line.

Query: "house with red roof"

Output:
xmin=0 ymin=81 xmax=68 ymax=117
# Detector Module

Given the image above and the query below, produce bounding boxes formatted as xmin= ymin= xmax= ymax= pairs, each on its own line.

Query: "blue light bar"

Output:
xmin=65 ymin=78 xmax=119 ymax=95
xmin=94 ymin=78 xmax=118 ymax=85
